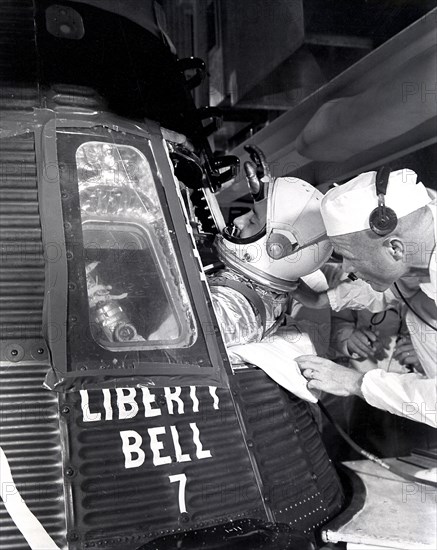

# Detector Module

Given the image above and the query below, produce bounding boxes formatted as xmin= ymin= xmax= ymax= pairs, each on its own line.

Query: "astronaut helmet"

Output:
xmin=215 ymin=177 xmax=333 ymax=292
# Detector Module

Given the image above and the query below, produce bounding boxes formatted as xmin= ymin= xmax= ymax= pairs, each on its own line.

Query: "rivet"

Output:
xmin=61 ymin=406 xmax=70 ymax=415
xmin=65 ymin=467 xmax=74 ymax=477
xmin=37 ymin=348 xmax=45 ymax=354
xmin=180 ymin=513 xmax=190 ymax=523
xmin=6 ymin=344 xmax=25 ymax=362
xmin=66 ymin=251 xmax=73 ymax=260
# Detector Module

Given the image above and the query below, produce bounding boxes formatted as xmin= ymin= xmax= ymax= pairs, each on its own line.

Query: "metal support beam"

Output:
xmin=220 ymin=8 xmax=437 ymax=203
xmin=305 ymin=33 xmax=373 ymax=50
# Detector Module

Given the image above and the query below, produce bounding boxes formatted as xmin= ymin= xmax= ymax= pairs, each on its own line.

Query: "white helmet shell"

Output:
xmin=216 ymin=177 xmax=333 ymax=292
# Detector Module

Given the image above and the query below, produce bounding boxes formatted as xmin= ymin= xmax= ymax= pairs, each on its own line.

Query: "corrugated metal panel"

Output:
xmin=0 ymin=362 xmax=67 ymax=550
xmin=0 ymin=130 xmax=67 ymax=549
xmin=234 ymin=368 xmax=343 ymax=534
xmin=63 ymin=385 xmax=266 ymax=549
xmin=0 ymin=135 xmax=44 ymax=340
xmin=64 ymin=373 xmax=343 ymax=548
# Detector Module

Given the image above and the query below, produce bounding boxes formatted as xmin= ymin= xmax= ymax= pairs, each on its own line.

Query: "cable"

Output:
xmin=369 ymin=310 xmax=387 ymax=327
xmin=318 ymin=401 xmax=437 ymax=488
xmin=394 ymin=282 xmax=437 ymax=331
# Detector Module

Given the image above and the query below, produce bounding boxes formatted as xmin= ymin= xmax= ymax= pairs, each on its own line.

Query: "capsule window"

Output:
xmin=75 ymin=141 xmax=197 ymax=350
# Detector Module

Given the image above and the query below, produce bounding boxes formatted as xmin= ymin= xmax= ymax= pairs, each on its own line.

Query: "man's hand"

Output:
xmin=296 ymin=355 xmax=364 ymax=397
xmin=393 ymin=337 xmax=421 ymax=370
xmin=346 ymin=328 xmax=380 ymax=359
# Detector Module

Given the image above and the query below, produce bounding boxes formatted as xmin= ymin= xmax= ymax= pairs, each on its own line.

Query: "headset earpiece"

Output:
xmin=369 ymin=205 xmax=398 ymax=236
xmin=369 ymin=166 xmax=398 ymax=236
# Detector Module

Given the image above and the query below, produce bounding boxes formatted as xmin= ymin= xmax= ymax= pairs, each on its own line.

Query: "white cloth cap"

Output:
xmin=321 ymin=169 xmax=432 ymax=237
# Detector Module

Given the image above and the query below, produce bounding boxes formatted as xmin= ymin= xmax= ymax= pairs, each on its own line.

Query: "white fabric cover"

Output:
xmin=230 ymin=325 xmax=319 ymax=403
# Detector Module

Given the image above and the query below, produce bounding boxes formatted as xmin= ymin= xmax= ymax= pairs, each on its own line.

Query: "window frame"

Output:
xmin=40 ymin=113 xmax=229 ymax=390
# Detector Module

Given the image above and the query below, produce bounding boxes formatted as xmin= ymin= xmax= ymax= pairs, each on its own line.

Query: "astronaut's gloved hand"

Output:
xmin=244 ymin=144 xmax=272 ymax=202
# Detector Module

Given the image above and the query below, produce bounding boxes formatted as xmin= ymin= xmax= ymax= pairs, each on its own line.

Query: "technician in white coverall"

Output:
xmin=295 ymin=169 xmax=436 ymax=427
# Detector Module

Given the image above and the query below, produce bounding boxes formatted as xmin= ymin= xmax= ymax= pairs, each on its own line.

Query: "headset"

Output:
xmin=368 ymin=166 xmax=437 ymax=330
xmin=347 ymin=167 xmax=395 ymax=280
xmin=369 ymin=165 xmax=398 ymax=236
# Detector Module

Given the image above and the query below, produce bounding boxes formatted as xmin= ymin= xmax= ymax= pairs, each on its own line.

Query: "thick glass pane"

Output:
xmin=76 ymin=141 xmax=196 ymax=350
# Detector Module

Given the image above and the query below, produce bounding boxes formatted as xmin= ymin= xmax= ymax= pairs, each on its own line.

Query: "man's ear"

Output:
xmin=384 ymin=237 xmax=404 ymax=261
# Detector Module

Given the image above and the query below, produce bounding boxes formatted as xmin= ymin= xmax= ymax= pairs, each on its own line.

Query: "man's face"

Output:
xmin=231 ymin=200 xmax=267 ymax=239
xmin=331 ymin=232 xmax=406 ymax=291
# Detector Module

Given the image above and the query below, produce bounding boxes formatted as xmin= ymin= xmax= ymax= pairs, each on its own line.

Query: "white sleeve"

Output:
xmin=327 ymin=279 xmax=398 ymax=313
xmin=361 ymin=369 xmax=437 ymax=428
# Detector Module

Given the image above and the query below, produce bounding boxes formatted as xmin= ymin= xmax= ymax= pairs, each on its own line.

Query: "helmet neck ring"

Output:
xmin=222 ymin=223 xmax=266 ymax=245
